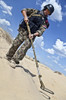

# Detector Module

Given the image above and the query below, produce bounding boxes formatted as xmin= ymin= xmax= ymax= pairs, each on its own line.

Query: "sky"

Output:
xmin=0 ymin=0 xmax=66 ymax=75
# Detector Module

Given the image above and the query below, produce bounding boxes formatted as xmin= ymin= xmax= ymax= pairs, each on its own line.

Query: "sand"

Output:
xmin=0 ymin=28 xmax=66 ymax=100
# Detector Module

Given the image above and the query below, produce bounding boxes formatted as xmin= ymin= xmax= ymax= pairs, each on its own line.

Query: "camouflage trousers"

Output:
xmin=6 ymin=29 xmax=35 ymax=62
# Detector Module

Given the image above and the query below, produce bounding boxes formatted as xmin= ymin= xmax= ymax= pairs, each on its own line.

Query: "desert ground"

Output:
xmin=0 ymin=28 xmax=66 ymax=100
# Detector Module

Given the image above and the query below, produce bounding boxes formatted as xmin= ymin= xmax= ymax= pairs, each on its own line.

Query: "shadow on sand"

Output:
xmin=16 ymin=65 xmax=36 ymax=77
xmin=40 ymin=87 xmax=54 ymax=99
xmin=16 ymin=65 xmax=54 ymax=100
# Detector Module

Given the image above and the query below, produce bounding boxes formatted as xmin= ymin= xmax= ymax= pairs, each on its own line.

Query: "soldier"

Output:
xmin=6 ymin=4 xmax=54 ymax=67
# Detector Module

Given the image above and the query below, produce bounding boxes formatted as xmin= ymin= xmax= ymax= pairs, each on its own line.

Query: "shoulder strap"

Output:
xmin=29 ymin=10 xmax=42 ymax=18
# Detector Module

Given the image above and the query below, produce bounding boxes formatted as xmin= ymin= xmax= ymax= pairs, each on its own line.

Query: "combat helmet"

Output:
xmin=43 ymin=4 xmax=54 ymax=15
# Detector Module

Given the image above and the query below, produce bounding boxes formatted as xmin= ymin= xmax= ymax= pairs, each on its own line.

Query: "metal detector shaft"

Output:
xmin=26 ymin=21 xmax=45 ymax=89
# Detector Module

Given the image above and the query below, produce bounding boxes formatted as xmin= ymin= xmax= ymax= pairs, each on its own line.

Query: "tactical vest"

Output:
xmin=19 ymin=10 xmax=49 ymax=34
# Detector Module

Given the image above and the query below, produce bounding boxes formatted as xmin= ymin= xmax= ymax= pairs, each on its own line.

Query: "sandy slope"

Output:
xmin=0 ymin=28 xmax=66 ymax=100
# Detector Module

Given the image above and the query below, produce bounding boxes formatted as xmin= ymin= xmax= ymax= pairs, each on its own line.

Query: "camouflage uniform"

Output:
xmin=6 ymin=8 xmax=49 ymax=63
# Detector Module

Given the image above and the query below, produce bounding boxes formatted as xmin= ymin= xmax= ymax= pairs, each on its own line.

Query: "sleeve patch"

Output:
xmin=43 ymin=25 xmax=47 ymax=29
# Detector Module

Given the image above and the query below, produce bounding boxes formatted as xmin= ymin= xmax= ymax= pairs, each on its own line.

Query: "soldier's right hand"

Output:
xmin=24 ymin=16 xmax=28 ymax=23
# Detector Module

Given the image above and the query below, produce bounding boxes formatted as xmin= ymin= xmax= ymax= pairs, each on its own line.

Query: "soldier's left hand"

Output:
xmin=29 ymin=34 xmax=34 ymax=39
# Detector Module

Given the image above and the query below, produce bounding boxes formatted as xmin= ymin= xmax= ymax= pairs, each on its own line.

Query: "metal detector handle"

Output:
xmin=26 ymin=22 xmax=39 ymax=68
xmin=26 ymin=21 xmax=45 ymax=89
xmin=26 ymin=22 xmax=31 ymax=35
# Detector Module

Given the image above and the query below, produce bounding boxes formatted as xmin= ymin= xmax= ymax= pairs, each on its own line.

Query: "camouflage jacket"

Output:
xmin=21 ymin=8 xmax=49 ymax=36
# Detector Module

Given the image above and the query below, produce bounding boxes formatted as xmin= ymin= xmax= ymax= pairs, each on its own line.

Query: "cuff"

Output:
xmin=21 ymin=8 xmax=26 ymax=13
xmin=36 ymin=30 xmax=42 ymax=36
